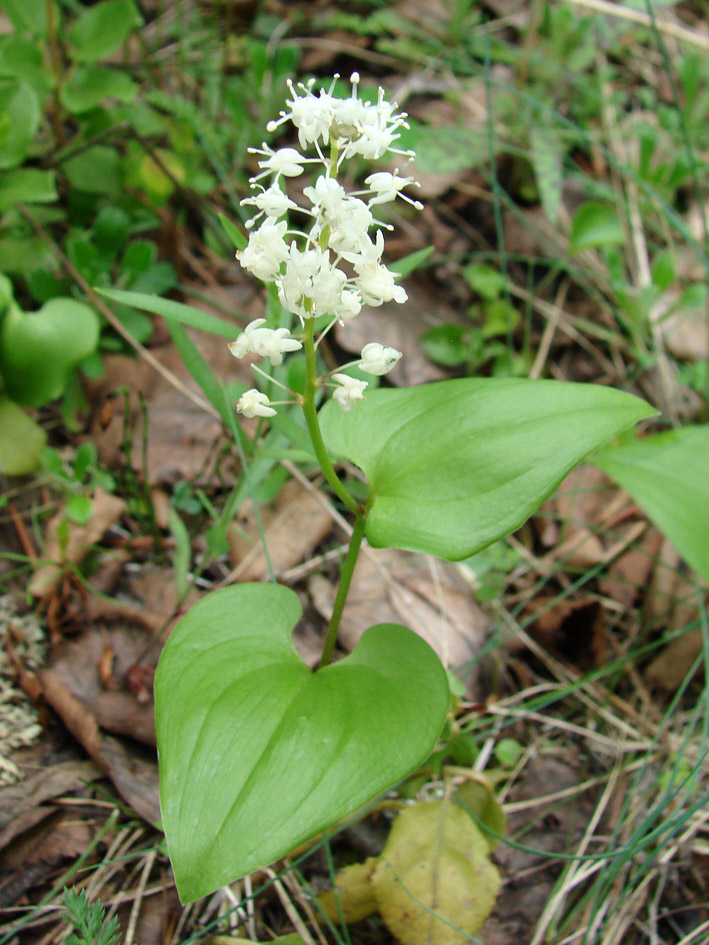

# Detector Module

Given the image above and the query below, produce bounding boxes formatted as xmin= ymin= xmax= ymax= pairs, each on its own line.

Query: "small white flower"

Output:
xmin=331 ymin=373 xmax=367 ymax=411
xmin=249 ymin=145 xmax=308 ymax=182
xmin=241 ymin=183 xmax=298 ymax=228
xmin=228 ymin=318 xmax=267 ymax=359
xmin=334 ymin=289 xmax=362 ymax=322
xmin=365 ymin=170 xmax=423 ymax=209
xmin=229 ymin=319 xmax=302 ymax=366
xmin=359 ymin=342 xmax=402 ymax=376
xmin=236 ymin=389 xmax=277 ymax=418
xmin=268 ymin=78 xmax=335 ymax=149
xmin=237 ymin=219 xmax=289 ymax=281
xmin=356 ymin=261 xmax=407 ymax=307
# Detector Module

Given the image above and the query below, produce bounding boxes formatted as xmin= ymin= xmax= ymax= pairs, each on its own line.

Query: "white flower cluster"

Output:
xmin=231 ymin=73 xmax=421 ymax=415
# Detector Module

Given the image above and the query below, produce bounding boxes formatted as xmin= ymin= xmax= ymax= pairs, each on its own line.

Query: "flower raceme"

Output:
xmin=230 ymin=73 xmax=419 ymax=413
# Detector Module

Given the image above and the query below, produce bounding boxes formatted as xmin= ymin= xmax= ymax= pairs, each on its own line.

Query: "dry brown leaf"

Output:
xmin=39 ymin=668 xmax=160 ymax=824
xmin=599 ymin=526 xmax=663 ymax=610
xmin=645 ymin=538 xmax=702 ymax=630
xmin=29 ymin=489 xmax=126 ymax=598
xmin=542 ymin=466 xmax=609 ymax=568
xmin=0 ymin=760 xmax=100 ymax=851
xmin=656 ymin=301 xmax=709 ymax=362
xmin=87 ymin=325 xmax=250 ymax=486
xmin=49 ymin=623 xmax=157 ymax=747
xmin=310 ymin=547 xmax=487 ymax=689
xmin=645 ymin=628 xmax=704 ymax=691
xmin=0 ymin=810 xmax=94 ymax=907
xmin=227 ymin=478 xmax=333 ymax=582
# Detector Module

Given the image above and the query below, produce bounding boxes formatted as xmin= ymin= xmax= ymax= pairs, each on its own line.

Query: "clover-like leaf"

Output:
xmin=320 ymin=378 xmax=655 ymax=561
xmin=155 ymin=584 xmax=449 ymax=903
xmin=0 ymin=298 xmax=99 ymax=406
xmin=593 ymin=425 xmax=709 ymax=582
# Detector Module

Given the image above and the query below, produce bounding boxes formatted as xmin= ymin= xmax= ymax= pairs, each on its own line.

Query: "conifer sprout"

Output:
xmin=230 ymin=73 xmax=422 ymax=412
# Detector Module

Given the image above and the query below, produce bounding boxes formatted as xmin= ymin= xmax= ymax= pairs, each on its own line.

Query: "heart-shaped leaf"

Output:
xmin=593 ymin=425 xmax=709 ymax=582
xmin=0 ymin=298 xmax=99 ymax=406
xmin=155 ymin=584 xmax=449 ymax=903
xmin=320 ymin=378 xmax=655 ymax=561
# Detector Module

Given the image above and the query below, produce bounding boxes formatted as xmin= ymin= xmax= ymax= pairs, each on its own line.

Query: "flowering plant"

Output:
xmin=145 ymin=75 xmax=655 ymax=904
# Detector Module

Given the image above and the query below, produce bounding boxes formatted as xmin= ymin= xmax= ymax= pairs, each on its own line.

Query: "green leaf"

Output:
xmin=0 ymin=299 xmax=99 ymax=406
xmin=0 ymin=79 xmax=40 ymax=169
xmin=165 ymin=320 xmax=230 ymax=424
xmin=392 ymin=246 xmax=434 ymax=278
xmin=168 ymin=505 xmax=191 ymax=602
xmin=0 ymin=0 xmax=49 ymax=37
xmin=0 ymin=35 xmax=53 ymax=93
xmin=396 ymin=121 xmax=489 ymax=174
xmin=65 ymin=494 xmax=93 ymax=525
xmin=0 ymin=168 xmax=57 ymax=212
xmin=0 ymin=396 xmax=46 ymax=475
xmin=320 ymin=378 xmax=656 ymax=561
xmin=218 ymin=212 xmax=247 ymax=251
xmin=463 ymin=263 xmax=505 ymax=301
xmin=66 ymin=0 xmax=144 ymax=63
xmin=0 ymin=235 xmax=54 ymax=276
xmin=569 ymin=202 xmax=624 ymax=255
xmin=420 ymin=324 xmax=468 ymax=367
xmin=155 ymin=583 xmax=449 ymax=902
xmin=593 ymin=425 xmax=709 ymax=582
xmin=62 ymin=145 xmax=122 ymax=196
xmin=530 ymin=128 xmax=563 ymax=224
xmin=97 ymin=288 xmax=241 ymax=338
xmin=60 ymin=67 xmax=137 ymax=114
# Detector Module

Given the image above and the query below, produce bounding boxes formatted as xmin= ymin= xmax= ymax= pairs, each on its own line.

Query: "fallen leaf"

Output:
xmin=372 ymin=797 xmax=500 ymax=945
xmin=310 ymin=547 xmax=487 ymax=690
xmin=87 ymin=324 xmax=251 ymax=486
xmin=645 ymin=628 xmax=704 ymax=691
xmin=0 ymin=811 xmax=93 ymax=907
xmin=49 ymin=623 xmax=157 ymax=747
xmin=39 ymin=668 xmax=160 ymax=824
xmin=0 ymin=760 xmax=100 ymax=851
xmin=318 ymin=858 xmax=379 ymax=924
xmin=228 ymin=478 xmax=333 ymax=581
xmin=29 ymin=489 xmax=126 ymax=598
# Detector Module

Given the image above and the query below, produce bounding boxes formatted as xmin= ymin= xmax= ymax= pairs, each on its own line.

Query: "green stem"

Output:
xmin=318 ymin=513 xmax=366 ymax=669
xmin=301 ymin=319 xmax=359 ymax=515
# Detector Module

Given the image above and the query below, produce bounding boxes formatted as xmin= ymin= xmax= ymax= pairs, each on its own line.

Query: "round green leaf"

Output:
xmin=60 ymin=66 xmax=137 ymax=114
xmin=155 ymin=584 xmax=449 ymax=903
xmin=569 ymin=202 xmax=624 ymax=255
xmin=62 ymin=145 xmax=122 ymax=197
xmin=0 ymin=299 xmax=99 ymax=406
xmin=320 ymin=378 xmax=656 ymax=561
xmin=66 ymin=0 xmax=144 ymax=63
xmin=593 ymin=425 xmax=709 ymax=582
xmin=0 ymin=79 xmax=40 ymax=169
xmin=0 ymin=396 xmax=46 ymax=475
xmin=0 ymin=168 xmax=57 ymax=213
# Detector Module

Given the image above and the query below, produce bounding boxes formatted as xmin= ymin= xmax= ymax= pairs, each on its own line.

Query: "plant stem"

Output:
xmin=301 ymin=319 xmax=360 ymax=515
xmin=318 ymin=513 xmax=366 ymax=669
